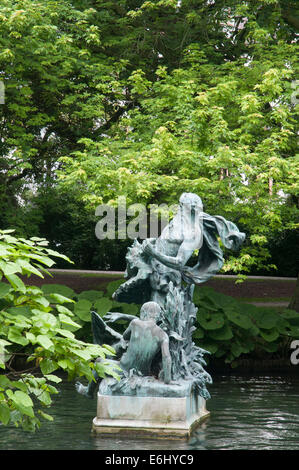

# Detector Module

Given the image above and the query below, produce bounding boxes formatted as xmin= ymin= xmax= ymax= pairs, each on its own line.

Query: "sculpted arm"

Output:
xmin=161 ymin=336 xmax=172 ymax=384
xmin=143 ymin=239 xmax=196 ymax=271
xmin=104 ymin=312 xmax=137 ymax=323
xmin=122 ymin=322 xmax=133 ymax=341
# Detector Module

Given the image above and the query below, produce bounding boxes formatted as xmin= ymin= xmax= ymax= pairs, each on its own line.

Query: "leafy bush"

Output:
xmin=193 ymin=286 xmax=299 ymax=366
xmin=0 ymin=230 xmax=117 ymax=431
xmin=70 ymin=280 xmax=299 ymax=368
xmin=39 ymin=280 xmax=140 ymax=343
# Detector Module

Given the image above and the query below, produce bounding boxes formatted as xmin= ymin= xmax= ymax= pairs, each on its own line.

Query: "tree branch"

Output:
xmin=281 ymin=10 xmax=299 ymax=30
xmin=93 ymin=101 xmax=135 ymax=137
xmin=6 ymin=168 xmax=31 ymax=186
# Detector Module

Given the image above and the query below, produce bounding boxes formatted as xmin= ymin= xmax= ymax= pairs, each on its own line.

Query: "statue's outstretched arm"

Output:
xmin=104 ymin=312 xmax=137 ymax=323
xmin=143 ymin=239 xmax=194 ymax=271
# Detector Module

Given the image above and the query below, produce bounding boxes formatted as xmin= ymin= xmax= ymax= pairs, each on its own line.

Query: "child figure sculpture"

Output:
xmin=76 ymin=302 xmax=171 ymax=398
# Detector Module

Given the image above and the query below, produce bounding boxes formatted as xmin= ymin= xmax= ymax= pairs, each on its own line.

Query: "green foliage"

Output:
xmin=0 ymin=230 xmax=117 ymax=431
xmin=5 ymin=187 xmax=131 ymax=271
xmin=38 ymin=279 xmax=140 ymax=342
xmin=41 ymin=283 xmax=75 ymax=299
xmin=0 ymin=0 xmax=298 ymax=276
xmin=56 ymin=2 xmax=298 ymax=275
xmin=40 ymin=278 xmax=299 ymax=369
xmin=193 ymin=286 xmax=299 ymax=366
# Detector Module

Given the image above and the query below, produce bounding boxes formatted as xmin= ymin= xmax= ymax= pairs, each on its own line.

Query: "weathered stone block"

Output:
xmin=92 ymin=384 xmax=209 ymax=439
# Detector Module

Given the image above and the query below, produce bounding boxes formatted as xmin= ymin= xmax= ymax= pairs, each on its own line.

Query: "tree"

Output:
xmin=0 ymin=230 xmax=117 ymax=431
xmin=0 ymin=0 xmax=298 ymax=276
xmin=58 ymin=0 xmax=299 ymax=276
xmin=0 ymin=0 xmax=124 ymax=217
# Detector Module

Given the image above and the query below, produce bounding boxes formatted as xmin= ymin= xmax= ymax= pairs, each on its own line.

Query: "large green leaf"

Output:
xmin=32 ymin=311 xmax=58 ymax=329
xmin=48 ymin=293 xmax=74 ymax=304
xmin=5 ymin=274 xmax=26 ymax=293
xmin=36 ymin=390 xmax=52 ymax=406
xmin=0 ymin=261 xmax=22 ymax=276
xmin=208 ymin=324 xmax=233 ymax=340
xmin=15 ymin=258 xmax=44 ymax=277
xmin=36 ymin=335 xmax=54 ymax=350
xmin=0 ymin=282 xmax=10 ymax=298
xmin=0 ymin=243 xmax=10 ymax=256
xmin=105 ymin=279 xmax=125 ymax=297
xmin=225 ymin=310 xmax=255 ymax=329
xmin=69 ymin=347 xmax=91 ymax=361
xmin=12 ymin=390 xmax=33 ymax=408
xmin=193 ymin=327 xmax=205 ymax=339
xmin=38 ymin=410 xmax=54 ymax=422
xmin=7 ymin=306 xmax=31 ymax=317
xmin=74 ymin=299 xmax=92 ymax=322
xmin=27 ymin=254 xmax=55 ymax=267
xmin=55 ymin=304 xmax=74 ymax=316
xmin=110 ymin=301 xmax=139 ymax=316
xmin=77 ymin=290 xmax=104 ymax=302
xmin=281 ymin=309 xmax=299 ymax=321
xmin=195 ymin=286 xmax=238 ymax=310
xmin=239 ymin=342 xmax=255 ymax=355
xmin=260 ymin=328 xmax=280 ymax=342
xmin=194 ymin=299 xmax=219 ymax=312
xmin=42 ymin=284 xmax=75 ymax=299
xmin=197 ymin=311 xmax=225 ymax=330
xmin=199 ymin=341 xmax=219 ymax=354
xmin=276 ymin=317 xmax=290 ymax=334
xmin=34 ymin=296 xmax=50 ymax=308
xmin=94 ymin=298 xmax=113 ymax=317
xmin=286 ymin=326 xmax=299 ymax=339
xmin=0 ymin=375 xmax=12 ymax=389
xmin=40 ymin=358 xmax=59 ymax=375
xmin=56 ymin=328 xmax=75 ymax=339
xmin=58 ymin=313 xmax=81 ymax=329
xmin=240 ymin=303 xmax=260 ymax=316
xmin=254 ymin=310 xmax=279 ymax=330
xmin=231 ymin=341 xmax=243 ymax=358
xmin=0 ymin=403 xmax=10 ymax=425
xmin=44 ymin=375 xmax=62 ymax=384
xmin=194 ymin=286 xmax=215 ymax=299
xmin=8 ymin=327 xmax=29 ymax=346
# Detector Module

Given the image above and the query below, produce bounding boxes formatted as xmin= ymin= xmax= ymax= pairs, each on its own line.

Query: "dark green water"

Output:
xmin=1 ymin=373 xmax=299 ymax=450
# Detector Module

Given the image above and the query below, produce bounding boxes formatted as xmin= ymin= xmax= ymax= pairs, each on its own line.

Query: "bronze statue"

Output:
xmin=76 ymin=193 xmax=245 ymax=400
xmin=76 ymin=302 xmax=171 ymax=398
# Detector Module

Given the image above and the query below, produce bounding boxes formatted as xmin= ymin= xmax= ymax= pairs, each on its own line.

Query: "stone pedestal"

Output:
xmin=92 ymin=378 xmax=209 ymax=439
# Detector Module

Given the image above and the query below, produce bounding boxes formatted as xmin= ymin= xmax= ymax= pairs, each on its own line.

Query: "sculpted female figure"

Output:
xmin=113 ymin=192 xmax=245 ymax=307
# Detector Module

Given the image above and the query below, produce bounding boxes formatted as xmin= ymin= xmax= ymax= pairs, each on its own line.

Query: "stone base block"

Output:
xmin=92 ymin=392 xmax=209 ymax=439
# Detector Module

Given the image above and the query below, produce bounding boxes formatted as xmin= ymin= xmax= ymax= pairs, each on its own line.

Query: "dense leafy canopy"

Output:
xmin=1 ymin=0 xmax=298 ymax=274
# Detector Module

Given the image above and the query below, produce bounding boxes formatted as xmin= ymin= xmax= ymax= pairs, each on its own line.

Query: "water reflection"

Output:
xmin=1 ymin=373 xmax=299 ymax=450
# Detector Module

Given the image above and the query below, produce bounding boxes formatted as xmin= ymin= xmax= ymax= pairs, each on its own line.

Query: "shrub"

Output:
xmin=0 ymin=230 xmax=117 ymax=431
xmin=76 ymin=281 xmax=299 ymax=367
xmin=193 ymin=286 xmax=299 ymax=366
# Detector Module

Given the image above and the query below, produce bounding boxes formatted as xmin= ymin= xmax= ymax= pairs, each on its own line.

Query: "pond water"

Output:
xmin=1 ymin=373 xmax=299 ymax=450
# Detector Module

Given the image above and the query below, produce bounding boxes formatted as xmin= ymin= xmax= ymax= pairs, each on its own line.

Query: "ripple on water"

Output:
xmin=1 ymin=374 xmax=299 ymax=450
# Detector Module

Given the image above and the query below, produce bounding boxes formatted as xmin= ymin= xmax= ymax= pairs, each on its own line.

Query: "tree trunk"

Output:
xmin=289 ymin=275 xmax=299 ymax=312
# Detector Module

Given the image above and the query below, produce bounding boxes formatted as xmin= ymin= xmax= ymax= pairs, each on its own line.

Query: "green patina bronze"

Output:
xmin=76 ymin=193 xmax=245 ymax=400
